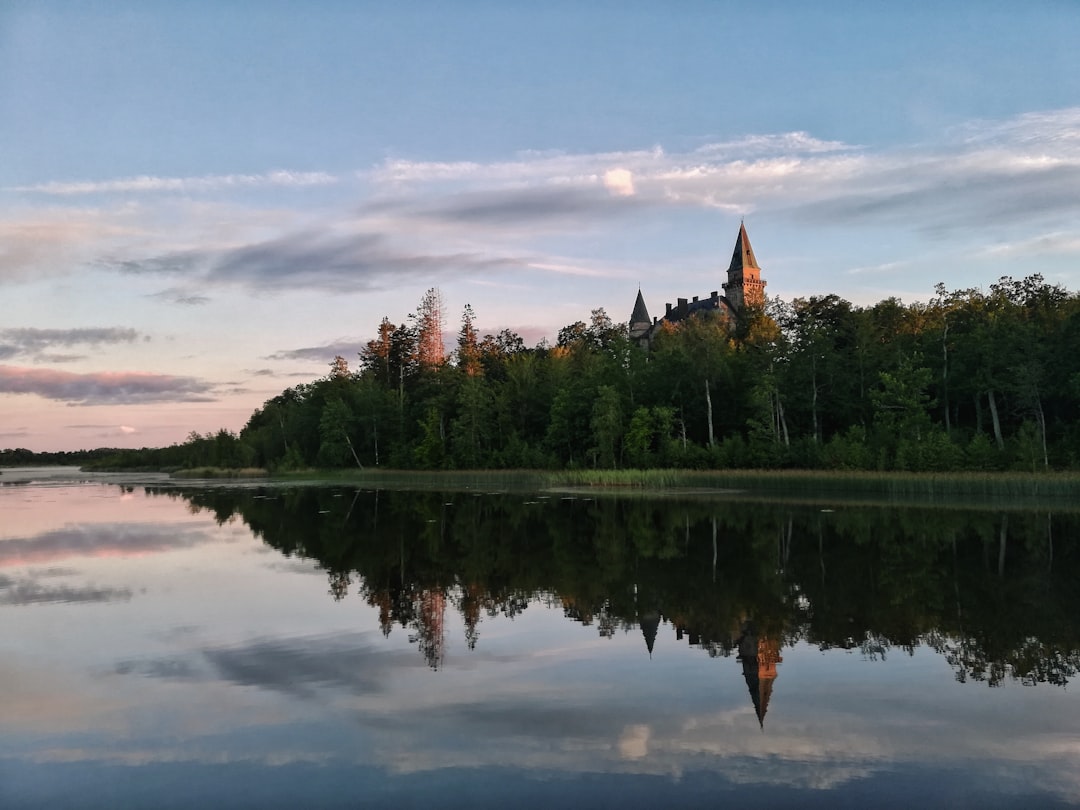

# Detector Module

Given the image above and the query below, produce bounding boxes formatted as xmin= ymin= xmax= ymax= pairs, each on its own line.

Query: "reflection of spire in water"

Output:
xmin=639 ymin=610 xmax=660 ymax=657
xmin=737 ymin=621 xmax=782 ymax=729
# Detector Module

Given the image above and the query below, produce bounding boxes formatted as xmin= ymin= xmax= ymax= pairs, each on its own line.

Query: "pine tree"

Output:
xmin=414 ymin=287 xmax=445 ymax=370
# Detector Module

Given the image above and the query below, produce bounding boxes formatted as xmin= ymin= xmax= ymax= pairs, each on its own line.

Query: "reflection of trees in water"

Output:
xmin=149 ymin=485 xmax=1080 ymax=687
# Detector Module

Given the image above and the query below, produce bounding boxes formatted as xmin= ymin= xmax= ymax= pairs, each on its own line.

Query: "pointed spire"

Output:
xmin=630 ymin=288 xmax=651 ymax=326
xmin=639 ymin=610 xmax=660 ymax=658
xmin=727 ymin=222 xmax=759 ymax=273
xmin=737 ymin=622 xmax=781 ymax=731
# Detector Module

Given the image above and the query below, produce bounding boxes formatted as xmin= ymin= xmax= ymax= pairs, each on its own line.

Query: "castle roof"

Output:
xmin=728 ymin=222 xmax=760 ymax=273
xmin=630 ymin=288 xmax=651 ymax=325
xmin=639 ymin=610 xmax=660 ymax=657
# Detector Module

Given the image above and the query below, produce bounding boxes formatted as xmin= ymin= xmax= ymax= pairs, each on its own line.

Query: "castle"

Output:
xmin=628 ymin=222 xmax=766 ymax=347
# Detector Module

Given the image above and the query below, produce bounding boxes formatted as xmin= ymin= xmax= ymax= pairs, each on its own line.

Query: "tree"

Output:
xmin=318 ymin=398 xmax=363 ymax=468
xmin=590 ymin=385 xmax=623 ymax=468
xmin=478 ymin=328 xmax=526 ymax=381
xmin=413 ymin=287 xmax=445 ymax=371
xmin=329 ymin=355 xmax=350 ymax=379
xmin=870 ymin=354 xmax=936 ymax=467
xmin=450 ymin=376 xmax=494 ymax=467
xmin=456 ymin=304 xmax=482 ymax=377
xmin=359 ymin=317 xmax=397 ymax=385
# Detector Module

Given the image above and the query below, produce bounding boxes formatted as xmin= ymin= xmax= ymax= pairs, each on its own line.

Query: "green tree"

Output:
xmin=590 ymin=385 xmax=623 ymax=468
xmin=318 ymin=398 xmax=362 ymax=468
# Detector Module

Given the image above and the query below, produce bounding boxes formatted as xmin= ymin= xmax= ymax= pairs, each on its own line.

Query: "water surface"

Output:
xmin=3 ymin=468 xmax=1079 ymax=808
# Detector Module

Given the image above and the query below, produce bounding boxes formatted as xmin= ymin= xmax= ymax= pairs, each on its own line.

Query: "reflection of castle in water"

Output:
xmin=737 ymin=620 xmax=783 ymax=730
xmin=160 ymin=485 xmax=1080 ymax=695
xmin=635 ymin=609 xmax=781 ymax=730
xmin=659 ymin=615 xmax=783 ymax=729
xmin=639 ymin=607 xmax=782 ymax=729
xmin=372 ymin=581 xmax=785 ymax=726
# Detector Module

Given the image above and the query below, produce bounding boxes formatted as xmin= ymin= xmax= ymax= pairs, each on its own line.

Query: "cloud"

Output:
xmin=953 ymin=107 xmax=1080 ymax=148
xmin=692 ymin=132 xmax=857 ymax=157
xmin=0 ymin=327 xmax=142 ymax=363
xmin=790 ymin=163 xmax=1080 ymax=235
xmin=0 ymin=365 xmax=215 ymax=405
xmin=976 ymin=231 xmax=1080 ymax=259
xmin=370 ymin=109 xmax=1080 ymax=243
xmin=148 ymin=288 xmax=211 ymax=306
xmin=846 ymin=260 xmax=909 ymax=276
xmin=63 ymin=424 xmax=140 ymax=439
xmin=112 ymin=251 xmax=206 ymax=276
xmin=266 ymin=340 xmax=370 ymax=363
xmin=368 ymin=134 xmax=849 ymax=189
xmin=368 ymin=185 xmax=643 ymax=230
xmin=369 ymin=135 xmax=862 ymax=205
xmin=11 ymin=170 xmax=339 ymax=196
xmin=0 ymin=213 xmax=140 ymax=283
xmin=209 ymin=231 xmax=528 ymax=292
xmin=603 ymin=168 xmax=635 ymax=197
xmin=9 ymin=107 xmax=1080 ymax=301
xmin=115 ymin=229 xmax=532 ymax=294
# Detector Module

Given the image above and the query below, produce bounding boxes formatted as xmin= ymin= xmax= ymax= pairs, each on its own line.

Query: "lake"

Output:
xmin=3 ymin=467 xmax=1080 ymax=808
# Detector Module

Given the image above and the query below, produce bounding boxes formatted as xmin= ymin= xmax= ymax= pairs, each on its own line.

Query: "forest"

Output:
xmin=84 ymin=275 xmax=1080 ymax=473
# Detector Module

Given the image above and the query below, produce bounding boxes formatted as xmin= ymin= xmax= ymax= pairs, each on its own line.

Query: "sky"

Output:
xmin=2 ymin=1 xmax=1080 ymax=452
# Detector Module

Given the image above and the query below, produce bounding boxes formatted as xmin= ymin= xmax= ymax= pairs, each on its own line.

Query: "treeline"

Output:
xmin=93 ymin=274 xmax=1080 ymax=472
xmin=0 ymin=447 xmax=120 ymax=468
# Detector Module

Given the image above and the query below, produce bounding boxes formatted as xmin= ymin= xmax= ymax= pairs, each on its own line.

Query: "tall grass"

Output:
xmin=544 ymin=468 xmax=1080 ymax=505
xmin=272 ymin=468 xmax=549 ymax=491
xmin=171 ymin=466 xmax=269 ymax=479
xmin=236 ymin=466 xmax=1080 ymax=508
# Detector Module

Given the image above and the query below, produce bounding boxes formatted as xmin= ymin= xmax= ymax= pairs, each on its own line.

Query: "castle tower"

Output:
xmin=639 ymin=610 xmax=661 ymax=658
xmin=722 ymin=223 xmax=766 ymax=312
xmin=737 ymin=620 xmax=782 ymax=729
xmin=629 ymin=288 xmax=652 ymax=343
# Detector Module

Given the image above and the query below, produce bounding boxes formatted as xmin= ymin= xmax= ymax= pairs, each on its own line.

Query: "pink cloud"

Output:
xmin=0 ymin=365 xmax=215 ymax=405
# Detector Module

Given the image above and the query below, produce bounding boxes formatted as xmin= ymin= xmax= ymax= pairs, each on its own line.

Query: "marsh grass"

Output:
xmin=273 ymin=468 xmax=549 ymax=491
xmin=171 ymin=467 xmax=269 ymax=479
xmin=544 ymin=468 xmax=1080 ymax=507
xmin=255 ymin=467 xmax=1080 ymax=509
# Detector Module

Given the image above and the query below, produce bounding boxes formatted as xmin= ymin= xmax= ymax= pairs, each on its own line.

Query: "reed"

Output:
xmin=244 ymin=467 xmax=1080 ymax=506
xmin=274 ymin=468 xmax=549 ymax=491
xmin=543 ymin=468 xmax=1080 ymax=501
xmin=171 ymin=467 xmax=269 ymax=479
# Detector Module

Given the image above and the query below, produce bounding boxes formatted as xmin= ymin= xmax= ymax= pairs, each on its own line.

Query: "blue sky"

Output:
xmin=3 ymin=1 xmax=1080 ymax=451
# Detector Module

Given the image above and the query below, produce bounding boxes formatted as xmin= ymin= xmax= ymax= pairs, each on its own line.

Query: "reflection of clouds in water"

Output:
xmin=0 ymin=572 xmax=132 ymax=605
xmin=115 ymin=632 xmax=423 ymax=698
xmin=11 ymin=624 xmax=1080 ymax=806
xmin=619 ymin=724 xmax=650 ymax=760
xmin=0 ymin=522 xmax=217 ymax=567
xmin=263 ymin=558 xmax=324 ymax=575
xmin=20 ymin=745 xmax=337 ymax=768
xmin=204 ymin=635 xmax=402 ymax=698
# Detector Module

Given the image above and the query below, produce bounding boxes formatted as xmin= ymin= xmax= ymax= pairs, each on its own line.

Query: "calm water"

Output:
xmin=3 ymin=467 xmax=1080 ymax=809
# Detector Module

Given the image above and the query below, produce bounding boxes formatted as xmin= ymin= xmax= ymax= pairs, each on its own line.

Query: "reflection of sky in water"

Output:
xmin=2 ymin=476 xmax=1080 ymax=809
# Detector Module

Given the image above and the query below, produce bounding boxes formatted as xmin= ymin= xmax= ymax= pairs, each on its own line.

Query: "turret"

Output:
xmin=722 ymin=223 xmax=766 ymax=312
xmin=629 ymin=288 xmax=652 ymax=341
